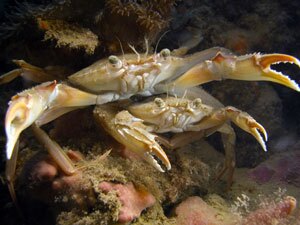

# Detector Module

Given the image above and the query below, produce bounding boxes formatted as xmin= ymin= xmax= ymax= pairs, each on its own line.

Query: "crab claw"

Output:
xmin=118 ymin=121 xmax=171 ymax=172
xmin=172 ymin=51 xmax=300 ymax=92
xmin=5 ymin=81 xmax=57 ymax=159
xmin=94 ymin=106 xmax=171 ymax=172
xmin=226 ymin=53 xmax=300 ymax=91
xmin=224 ymin=107 xmax=268 ymax=151
xmin=5 ymin=81 xmax=99 ymax=160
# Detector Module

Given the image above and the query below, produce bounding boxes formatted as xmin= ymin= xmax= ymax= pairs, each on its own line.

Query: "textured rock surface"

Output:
xmin=99 ymin=181 xmax=156 ymax=223
xmin=175 ymin=195 xmax=297 ymax=225
xmin=175 ymin=196 xmax=226 ymax=225
xmin=249 ymin=141 xmax=300 ymax=187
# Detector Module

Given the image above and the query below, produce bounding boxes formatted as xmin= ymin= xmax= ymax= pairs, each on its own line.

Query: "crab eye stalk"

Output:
xmin=160 ymin=48 xmax=171 ymax=59
xmin=192 ymin=98 xmax=202 ymax=108
xmin=154 ymin=98 xmax=165 ymax=108
xmin=108 ymin=55 xmax=122 ymax=69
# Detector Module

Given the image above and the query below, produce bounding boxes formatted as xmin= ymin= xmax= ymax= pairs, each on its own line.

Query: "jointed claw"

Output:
xmin=94 ymin=105 xmax=171 ymax=172
xmin=169 ymin=52 xmax=300 ymax=94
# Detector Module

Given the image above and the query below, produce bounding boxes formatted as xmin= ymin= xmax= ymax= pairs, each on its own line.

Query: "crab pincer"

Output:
xmin=171 ymin=52 xmax=300 ymax=92
xmin=94 ymin=104 xmax=171 ymax=172
xmin=5 ymin=81 xmax=100 ymax=202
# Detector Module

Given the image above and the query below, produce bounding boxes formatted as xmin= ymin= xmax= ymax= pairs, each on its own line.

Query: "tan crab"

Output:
xmin=1 ymin=46 xmax=300 ymax=199
xmin=94 ymin=96 xmax=268 ymax=186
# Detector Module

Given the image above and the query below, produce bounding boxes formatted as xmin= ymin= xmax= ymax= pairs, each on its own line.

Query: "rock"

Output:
xmin=174 ymin=195 xmax=297 ymax=225
xmin=18 ymin=150 xmax=96 ymax=209
xmin=175 ymin=196 xmax=226 ymax=225
xmin=99 ymin=181 xmax=156 ymax=223
xmin=242 ymin=196 xmax=297 ymax=225
xmin=248 ymin=142 xmax=300 ymax=187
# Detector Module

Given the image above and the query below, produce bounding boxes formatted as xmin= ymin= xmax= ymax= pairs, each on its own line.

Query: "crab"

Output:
xmin=94 ymin=96 xmax=268 ymax=186
xmin=2 ymin=45 xmax=300 ymax=200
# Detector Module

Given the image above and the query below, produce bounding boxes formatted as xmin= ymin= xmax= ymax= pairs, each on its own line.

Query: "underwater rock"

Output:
xmin=175 ymin=196 xmax=225 ymax=225
xmin=175 ymin=195 xmax=297 ymax=225
xmin=18 ymin=150 xmax=96 ymax=210
xmin=99 ymin=181 xmax=156 ymax=223
xmin=248 ymin=165 xmax=275 ymax=184
xmin=242 ymin=196 xmax=297 ymax=225
xmin=248 ymin=146 xmax=300 ymax=187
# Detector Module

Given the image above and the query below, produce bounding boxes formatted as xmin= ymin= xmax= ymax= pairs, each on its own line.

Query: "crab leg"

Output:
xmin=191 ymin=106 xmax=268 ymax=151
xmin=0 ymin=60 xmax=60 ymax=84
xmin=5 ymin=140 xmax=19 ymax=204
xmin=171 ymin=52 xmax=300 ymax=92
xmin=216 ymin=124 xmax=236 ymax=188
xmin=165 ymin=106 xmax=266 ymax=186
xmin=31 ymin=124 xmax=76 ymax=174
xmin=5 ymin=81 xmax=107 ymax=201
xmin=5 ymin=81 xmax=98 ymax=159
xmin=5 ymin=80 xmax=123 ymax=166
xmin=4 ymin=81 xmax=109 ymax=192
xmin=94 ymin=105 xmax=171 ymax=172
xmin=194 ymin=106 xmax=267 ymax=186
xmin=154 ymin=121 xmax=237 ymax=187
xmin=5 ymin=81 xmax=57 ymax=160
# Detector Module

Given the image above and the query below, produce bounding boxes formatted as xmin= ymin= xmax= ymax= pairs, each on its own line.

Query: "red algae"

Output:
xmin=242 ymin=196 xmax=297 ymax=225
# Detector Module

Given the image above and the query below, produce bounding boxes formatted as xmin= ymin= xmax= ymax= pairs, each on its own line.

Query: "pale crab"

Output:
xmin=1 ymin=45 xmax=300 ymax=200
xmin=95 ymin=96 xmax=268 ymax=185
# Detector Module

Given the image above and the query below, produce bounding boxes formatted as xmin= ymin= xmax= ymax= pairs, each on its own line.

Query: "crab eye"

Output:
xmin=154 ymin=98 xmax=165 ymax=108
xmin=192 ymin=98 xmax=202 ymax=108
xmin=108 ymin=55 xmax=122 ymax=69
xmin=160 ymin=48 xmax=171 ymax=59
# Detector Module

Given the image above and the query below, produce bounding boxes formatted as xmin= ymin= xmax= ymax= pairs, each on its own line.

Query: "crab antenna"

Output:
xmin=166 ymin=86 xmax=169 ymax=98
xmin=128 ymin=44 xmax=140 ymax=62
xmin=144 ymin=37 xmax=149 ymax=58
xmin=181 ymin=89 xmax=188 ymax=100
xmin=154 ymin=30 xmax=170 ymax=54
xmin=116 ymin=37 xmax=125 ymax=61
xmin=174 ymin=92 xmax=179 ymax=106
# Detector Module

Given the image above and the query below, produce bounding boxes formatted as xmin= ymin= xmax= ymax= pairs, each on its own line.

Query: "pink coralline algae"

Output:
xmin=175 ymin=196 xmax=224 ymax=225
xmin=21 ymin=150 xmax=96 ymax=209
xmin=242 ymin=196 xmax=297 ymax=225
xmin=248 ymin=165 xmax=275 ymax=184
xmin=174 ymin=196 xmax=297 ymax=225
xmin=248 ymin=150 xmax=300 ymax=187
xmin=99 ymin=181 xmax=156 ymax=223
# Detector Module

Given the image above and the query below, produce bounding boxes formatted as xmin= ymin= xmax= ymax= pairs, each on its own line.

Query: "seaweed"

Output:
xmin=38 ymin=19 xmax=99 ymax=54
